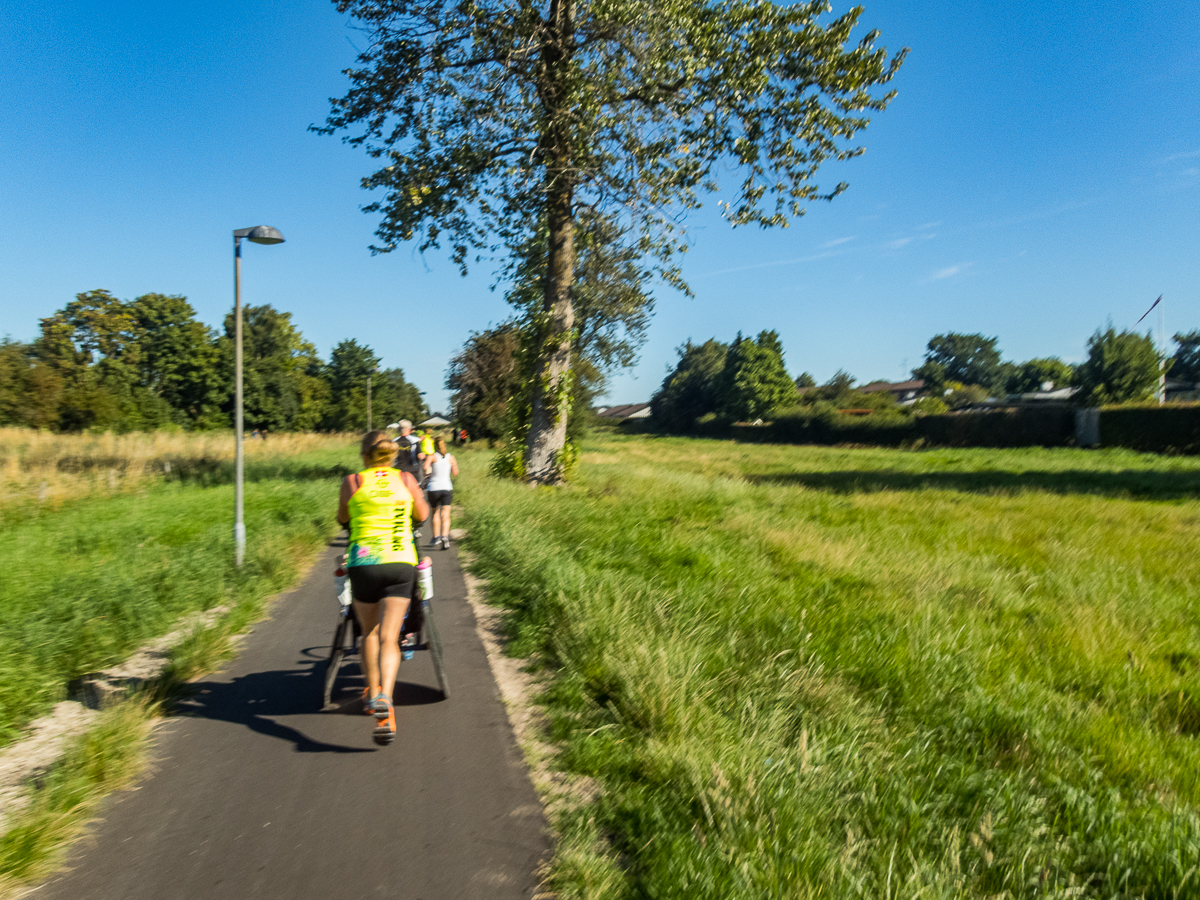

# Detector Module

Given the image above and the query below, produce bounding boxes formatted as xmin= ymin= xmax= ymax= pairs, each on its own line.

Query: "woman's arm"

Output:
xmin=403 ymin=471 xmax=430 ymax=522
xmin=449 ymin=455 xmax=459 ymax=477
xmin=338 ymin=473 xmax=366 ymax=526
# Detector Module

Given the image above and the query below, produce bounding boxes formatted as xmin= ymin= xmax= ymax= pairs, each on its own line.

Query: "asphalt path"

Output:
xmin=33 ymin=528 xmax=550 ymax=900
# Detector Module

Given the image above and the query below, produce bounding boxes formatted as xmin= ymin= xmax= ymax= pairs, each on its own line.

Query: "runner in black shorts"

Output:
xmin=338 ymin=431 xmax=430 ymax=745
xmin=424 ymin=437 xmax=458 ymax=550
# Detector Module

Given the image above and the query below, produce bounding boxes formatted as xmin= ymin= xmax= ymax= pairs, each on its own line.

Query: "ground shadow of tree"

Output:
xmin=746 ymin=468 xmax=1200 ymax=500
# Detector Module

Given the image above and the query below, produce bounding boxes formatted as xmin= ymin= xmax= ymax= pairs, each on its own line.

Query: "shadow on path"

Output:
xmin=174 ymin=642 xmax=449 ymax=754
xmin=747 ymin=468 xmax=1200 ymax=500
xmin=175 ymin=666 xmax=375 ymax=754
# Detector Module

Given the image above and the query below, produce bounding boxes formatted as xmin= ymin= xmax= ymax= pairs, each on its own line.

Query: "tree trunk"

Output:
xmin=524 ymin=0 xmax=577 ymax=485
xmin=524 ymin=186 xmax=575 ymax=484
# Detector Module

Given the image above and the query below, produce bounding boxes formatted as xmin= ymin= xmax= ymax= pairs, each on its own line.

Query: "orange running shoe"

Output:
xmin=373 ymin=699 xmax=396 ymax=746
xmin=362 ymin=688 xmax=382 ymax=716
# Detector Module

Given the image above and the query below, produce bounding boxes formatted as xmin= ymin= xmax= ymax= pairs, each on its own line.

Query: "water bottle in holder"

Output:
xmin=334 ymin=562 xmax=352 ymax=613
xmin=417 ymin=556 xmax=433 ymax=600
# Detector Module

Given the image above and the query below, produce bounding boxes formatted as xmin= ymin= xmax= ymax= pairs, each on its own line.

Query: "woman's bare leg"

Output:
xmin=378 ymin=595 xmax=410 ymax=701
xmin=353 ymin=599 xmax=382 ymax=696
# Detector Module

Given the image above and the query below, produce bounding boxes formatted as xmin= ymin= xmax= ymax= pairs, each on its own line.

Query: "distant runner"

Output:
xmin=424 ymin=437 xmax=459 ymax=550
xmin=394 ymin=419 xmax=421 ymax=477
xmin=418 ymin=429 xmax=435 ymax=467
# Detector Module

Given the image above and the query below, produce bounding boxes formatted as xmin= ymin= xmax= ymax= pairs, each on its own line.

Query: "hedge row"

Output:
xmin=643 ymin=404 xmax=1200 ymax=455
xmin=1100 ymin=404 xmax=1200 ymax=454
xmin=727 ymin=406 xmax=1076 ymax=449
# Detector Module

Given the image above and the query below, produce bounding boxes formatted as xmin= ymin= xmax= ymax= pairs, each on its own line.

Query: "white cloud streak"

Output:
xmin=1158 ymin=149 xmax=1200 ymax=164
xmin=700 ymin=251 xmax=836 ymax=277
xmin=930 ymin=263 xmax=973 ymax=280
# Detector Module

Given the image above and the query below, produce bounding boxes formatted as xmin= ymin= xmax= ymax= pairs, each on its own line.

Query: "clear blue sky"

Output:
xmin=2 ymin=0 xmax=1197 ymax=412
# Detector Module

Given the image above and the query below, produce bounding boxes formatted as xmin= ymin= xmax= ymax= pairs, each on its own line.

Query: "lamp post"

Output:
xmin=233 ymin=225 xmax=285 ymax=567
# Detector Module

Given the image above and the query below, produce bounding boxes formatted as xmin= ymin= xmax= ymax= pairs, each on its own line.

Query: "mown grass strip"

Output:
xmin=460 ymin=434 xmax=1200 ymax=899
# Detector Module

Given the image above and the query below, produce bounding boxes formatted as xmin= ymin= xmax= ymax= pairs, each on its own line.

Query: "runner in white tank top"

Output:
xmin=424 ymin=437 xmax=459 ymax=549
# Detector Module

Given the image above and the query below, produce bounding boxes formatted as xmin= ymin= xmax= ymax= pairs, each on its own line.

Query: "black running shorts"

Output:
xmin=427 ymin=490 xmax=453 ymax=510
xmin=347 ymin=562 xmax=416 ymax=605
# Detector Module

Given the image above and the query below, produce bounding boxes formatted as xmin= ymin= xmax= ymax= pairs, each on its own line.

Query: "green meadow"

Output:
xmin=0 ymin=433 xmax=353 ymax=746
xmin=460 ymin=432 xmax=1200 ymax=898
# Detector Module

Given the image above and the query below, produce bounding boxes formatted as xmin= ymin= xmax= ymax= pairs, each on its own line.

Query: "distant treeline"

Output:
xmin=0 ymin=290 xmax=426 ymax=433
xmin=651 ymin=328 xmax=1200 ymax=433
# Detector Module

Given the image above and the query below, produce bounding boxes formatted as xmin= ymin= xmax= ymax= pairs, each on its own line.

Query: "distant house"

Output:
xmin=595 ymin=403 xmax=651 ymax=420
xmin=1166 ymin=379 xmax=1199 ymax=402
xmin=1012 ymin=386 xmax=1078 ymax=403
xmin=859 ymin=379 xmax=925 ymax=404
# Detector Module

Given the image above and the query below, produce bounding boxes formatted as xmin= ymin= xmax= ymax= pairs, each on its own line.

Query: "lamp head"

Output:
xmin=234 ymin=225 xmax=286 ymax=245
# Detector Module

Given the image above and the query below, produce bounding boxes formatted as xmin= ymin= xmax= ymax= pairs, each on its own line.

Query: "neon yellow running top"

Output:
xmin=346 ymin=467 xmax=418 ymax=567
xmin=420 ymin=434 xmax=434 ymax=455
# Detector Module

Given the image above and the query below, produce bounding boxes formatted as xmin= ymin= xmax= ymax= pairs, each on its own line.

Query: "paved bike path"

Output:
xmin=34 ymin=533 xmax=550 ymax=900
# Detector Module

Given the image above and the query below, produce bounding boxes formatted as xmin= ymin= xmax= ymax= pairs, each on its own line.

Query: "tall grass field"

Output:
xmin=0 ymin=430 xmax=354 ymax=747
xmin=460 ymin=432 xmax=1200 ymax=899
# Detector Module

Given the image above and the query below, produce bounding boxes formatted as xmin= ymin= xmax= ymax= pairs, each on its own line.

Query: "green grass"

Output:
xmin=0 ymin=443 xmax=354 ymax=746
xmin=0 ymin=700 xmax=153 ymax=893
xmin=459 ymin=433 xmax=1200 ymax=899
xmin=0 ymin=437 xmax=357 ymax=893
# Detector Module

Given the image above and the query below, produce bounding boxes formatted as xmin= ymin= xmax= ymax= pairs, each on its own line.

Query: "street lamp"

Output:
xmin=233 ymin=225 xmax=285 ymax=567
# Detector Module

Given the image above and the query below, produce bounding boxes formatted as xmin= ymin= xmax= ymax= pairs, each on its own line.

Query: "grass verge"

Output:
xmin=459 ymin=433 xmax=1200 ymax=899
xmin=0 ymin=700 xmax=153 ymax=894
xmin=0 ymin=432 xmax=357 ymax=892
xmin=0 ymin=436 xmax=351 ymax=745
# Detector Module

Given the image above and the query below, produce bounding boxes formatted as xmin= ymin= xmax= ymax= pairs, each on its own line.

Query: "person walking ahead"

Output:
xmin=337 ymin=431 xmax=430 ymax=745
xmin=425 ymin=436 xmax=458 ymax=550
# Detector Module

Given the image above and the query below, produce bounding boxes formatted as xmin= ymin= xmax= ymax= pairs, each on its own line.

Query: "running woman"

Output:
xmin=425 ymin=437 xmax=458 ymax=550
xmin=337 ymin=430 xmax=429 ymax=745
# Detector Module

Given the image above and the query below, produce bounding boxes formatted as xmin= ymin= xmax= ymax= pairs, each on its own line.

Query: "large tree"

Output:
xmin=446 ymin=324 xmax=524 ymax=440
xmin=914 ymin=333 xmax=1004 ymax=394
xmin=318 ymin=0 xmax=905 ymax=482
xmin=1172 ymin=330 xmax=1200 ymax=384
xmin=128 ymin=293 xmax=224 ymax=427
xmin=650 ymin=338 xmax=728 ymax=432
xmin=35 ymin=290 xmax=178 ymax=431
xmin=1005 ymin=357 xmax=1075 ymax=395
xmin=718 ymin=330 xmax=796 ymax=420
xmin=220 ymin=305 xmax=328 ymax=432
xmin=503 ymin=209 xmax=656 ymax=431
xmin=1074 ymin=326 xmax=1161 ymax=406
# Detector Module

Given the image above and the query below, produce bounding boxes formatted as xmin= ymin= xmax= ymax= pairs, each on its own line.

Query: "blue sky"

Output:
xmin=1 ymin=0 xmax=1197 ymax=412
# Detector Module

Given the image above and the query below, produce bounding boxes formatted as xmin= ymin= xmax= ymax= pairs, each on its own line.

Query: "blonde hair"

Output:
xmin=360 ymin=430 xmax=398 ymax=467
xmin=435 ymin=437 xmax=448 ymax=455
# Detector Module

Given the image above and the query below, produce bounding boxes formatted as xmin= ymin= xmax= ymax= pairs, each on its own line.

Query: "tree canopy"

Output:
xmin=0 ymin=291 xmax=427 ymax=433
xmin=1172 ymin=331 xmax=1200 ymax=384
xmin=913 ymin=333 xmax=1004 ymax=394
xmin=446 ymin=324 xmax=524 ymax=440
xmin=1074 ymin=327 xmax=1161 ymax=406
xmin=718 ymin=331 xmax=797 ymax=420
xmin=651 ymin=338 xmax=729 ymax=432
xmin=1006 ymin=357 xmax=1075 ymax=395
xmin=319 ymin=0 xmax=905 ymax=481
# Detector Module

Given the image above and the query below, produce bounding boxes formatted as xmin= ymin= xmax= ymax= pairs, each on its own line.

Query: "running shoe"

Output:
xmin=373 ymin=699 xmax=396 ymax=745
xmin=401 ymin=635 xmax=415 ymax=661
xmin=363 ymin=689 xmax=383 ymax=716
